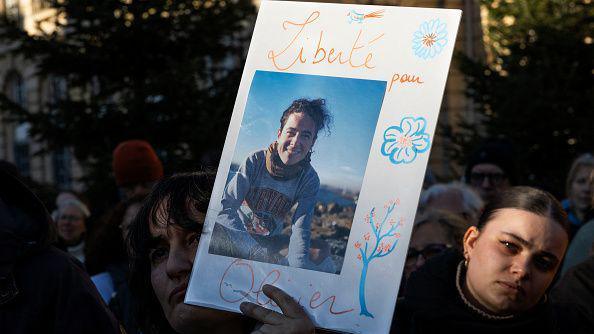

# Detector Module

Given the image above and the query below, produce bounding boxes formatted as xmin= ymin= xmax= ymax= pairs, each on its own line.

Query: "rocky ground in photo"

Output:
xmin=283 ymin=202 xmax=355 ymax=274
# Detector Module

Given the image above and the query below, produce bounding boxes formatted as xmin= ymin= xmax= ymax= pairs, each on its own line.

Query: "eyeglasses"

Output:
xmin=405 ymin=243 xmax=449 ymax=265
xmin=470 ymin=172 xmax=507 ymax=185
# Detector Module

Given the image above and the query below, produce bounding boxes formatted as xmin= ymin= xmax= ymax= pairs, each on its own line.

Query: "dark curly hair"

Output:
xmin=280 ymin=98 xmax=333 ymax=138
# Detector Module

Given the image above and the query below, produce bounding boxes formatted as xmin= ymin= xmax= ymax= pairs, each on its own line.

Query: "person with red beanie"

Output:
xmin=112 ymin=140 xmax=164 ymax=199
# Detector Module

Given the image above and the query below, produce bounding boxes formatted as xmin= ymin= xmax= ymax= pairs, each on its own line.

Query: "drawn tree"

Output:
xmin=354 ymin=199 xmax=403 ymax=318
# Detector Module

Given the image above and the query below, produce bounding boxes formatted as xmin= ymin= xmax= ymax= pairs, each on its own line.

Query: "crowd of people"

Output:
xmin=1 ymin=135 xmax=593 ymax=334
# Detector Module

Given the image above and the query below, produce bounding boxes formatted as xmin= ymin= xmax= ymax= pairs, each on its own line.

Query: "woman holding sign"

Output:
xmin=127 ymin=172 xmax=316 ymax=334
xmin=210 ymin=98 xmax=335 ymax=272
xmin=394 ymin=186 xmax=570 ymax=333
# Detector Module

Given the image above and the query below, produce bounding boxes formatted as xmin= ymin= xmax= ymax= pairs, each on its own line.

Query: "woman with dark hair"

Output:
xmin=211 ymin=98 xmax=335 ymax=272
xmin=393 ymin=186 xmax=570 ymax=333
xmin=127 ymin=172 xmax=315 ymax=334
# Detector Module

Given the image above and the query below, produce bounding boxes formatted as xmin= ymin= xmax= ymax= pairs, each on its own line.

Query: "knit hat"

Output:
xmin=58 ymin=198 xmax=91 ymax=218
xmin=464 ymin=140 xmax=516 ymax=184
xmin=112 ymin=140 xmax=163 ymax=187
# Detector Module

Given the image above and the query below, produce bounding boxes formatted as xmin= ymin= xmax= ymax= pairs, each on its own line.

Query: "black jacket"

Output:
xmin=551 ymin=255 xmax=594 ymax=334
xmin=392 ymin=250 xmax=560 ymax=334
xmin=0 ymin=170 xmax=120 ymax=334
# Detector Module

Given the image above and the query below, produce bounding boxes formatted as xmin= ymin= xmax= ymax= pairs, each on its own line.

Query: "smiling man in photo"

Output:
xmin=210 ymin=98 xmax=335 ymax=272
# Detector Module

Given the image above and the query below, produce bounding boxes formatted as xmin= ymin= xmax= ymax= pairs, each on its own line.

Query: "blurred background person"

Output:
xmin=403 ymin=210 xmax=471 ymax=281
xmin=0 ymin=170 xmax=121 ymax=334
xmin=86 ymin=195 xmax=146 ymax=334
xmin=51 ymin=192 xmax=78 ymax=219
xmin=561 ymin=153 xmax=594 ymax=240
xmin=552 ymin=254 xmax=594 ymax=333
xmin=561 ymin=163 xmax=594 ymax=276
xmin=464 ymin=140 xmax=515 ymax=203
xmin=555 ymin=155 xmax=594 ymax=333
xmin=422 ymin=167 xmax=436 ymax=190
xmin=418 ymin=182 xmax=484 ymax=224
xmin=54 ymin=196 xmax=91 ymax=265
xmin=112 ymin=139 xmax=164 ymax=200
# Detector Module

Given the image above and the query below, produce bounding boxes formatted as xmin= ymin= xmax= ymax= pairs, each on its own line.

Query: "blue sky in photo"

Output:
xmin=231 ymin=70 xmax=386 ymax=192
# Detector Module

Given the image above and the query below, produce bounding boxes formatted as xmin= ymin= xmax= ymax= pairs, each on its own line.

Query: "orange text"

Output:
xmin=388 ymin=72 xmax=424 ymax=92
xmin=219 ymin=259 xmax=354 ymax=315
xmin=267 ymin=11 xmax=384 ymax=71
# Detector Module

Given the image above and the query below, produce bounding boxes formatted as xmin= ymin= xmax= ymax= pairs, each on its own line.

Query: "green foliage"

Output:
xmin=458 ymin=0 xmax=594 ymax=195
xmin=0 ymin=0 xmax=256 ymax=203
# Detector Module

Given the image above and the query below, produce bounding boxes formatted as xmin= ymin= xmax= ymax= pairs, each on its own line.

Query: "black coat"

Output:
xmin=551 ymin=255 xmax=594 ymax=334
xmin=392 ymin=250 xmax=561 ymax=334
xmin=1 ymin=246 xmax=121 ymax=334
xmin=0 ymin=170 xmax=120 ymax=334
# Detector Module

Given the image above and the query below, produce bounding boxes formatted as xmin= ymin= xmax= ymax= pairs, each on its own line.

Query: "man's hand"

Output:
xmin=240 ymin=284 xmax=315 ymax=334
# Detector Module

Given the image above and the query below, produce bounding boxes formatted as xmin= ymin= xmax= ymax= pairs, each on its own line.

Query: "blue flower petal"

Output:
xmin=382 ymin=117 xmax=431 ymax=165
xmin=382 ymin=139 xmax=399 ymax=157
xmin=412 ymin=18 xmax=448 ymax=60
xmin=384 ymin=126 xmax=403 ymax=139
xmin=412 ymin=134 xmax=430 ymax=153
xmin=402 ymin=146 xmax=417 ymax=163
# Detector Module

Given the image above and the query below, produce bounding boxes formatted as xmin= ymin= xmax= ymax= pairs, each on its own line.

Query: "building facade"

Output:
xmin=0 ymin=0 xmax=82 ymax=190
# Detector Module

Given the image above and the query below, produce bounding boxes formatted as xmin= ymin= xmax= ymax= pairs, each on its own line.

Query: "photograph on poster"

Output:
xmin=208 ymin=70 xmax=386 ymax=274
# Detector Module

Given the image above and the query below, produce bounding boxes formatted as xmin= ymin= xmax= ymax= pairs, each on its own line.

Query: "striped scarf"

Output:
xmin=265 ymin=142 xmax=311 ymax=180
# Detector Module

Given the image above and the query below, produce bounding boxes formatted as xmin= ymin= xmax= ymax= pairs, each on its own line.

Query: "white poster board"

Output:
xmin=187 ymin=1 xmax=461 ymax=333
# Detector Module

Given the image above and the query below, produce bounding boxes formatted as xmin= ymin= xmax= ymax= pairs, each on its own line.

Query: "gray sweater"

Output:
xmin=216 ymin=149 xmax=320 ymax=269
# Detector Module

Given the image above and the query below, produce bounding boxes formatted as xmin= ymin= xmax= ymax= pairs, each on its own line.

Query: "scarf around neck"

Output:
xmin=265 ymin=142 xmax=311 ymax=180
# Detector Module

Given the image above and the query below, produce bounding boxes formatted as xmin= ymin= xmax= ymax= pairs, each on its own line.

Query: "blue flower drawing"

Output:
xmin=381 ymin=117 xmax=430 ymax=164
xmin=412 ymin=18 xmax=448 ymax=59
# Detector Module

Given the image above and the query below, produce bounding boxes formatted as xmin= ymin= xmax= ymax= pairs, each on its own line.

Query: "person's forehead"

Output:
xmin=483 ymin=208 xmax=567 ymax=253
xmin=574 ymin=165 xmax=594 ymax=179
xmin=284 ymin=112 xmax=316 ymax=130
xmin=148 ymin=221 xmax=193 ymax=240
xmin=61 ymin=205 xmax=83 ymax=215
xmin=471 ymin=163 xmax=505 ymax=174
xmin=148 ymin=200 xmax=206 ymax=236
xmin=56 ymin=193 xmax=77 ymax=203
xmin=428 ymin=191 xmax=465 ymax=212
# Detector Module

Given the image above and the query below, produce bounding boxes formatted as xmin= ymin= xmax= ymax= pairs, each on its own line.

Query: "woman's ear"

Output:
xmin=463 ymin=226 xmax=480 ymax=260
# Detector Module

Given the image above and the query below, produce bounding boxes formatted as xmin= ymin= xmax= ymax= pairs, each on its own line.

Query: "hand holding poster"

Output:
xmin=187 ymin=2 xmax=461 ymax=333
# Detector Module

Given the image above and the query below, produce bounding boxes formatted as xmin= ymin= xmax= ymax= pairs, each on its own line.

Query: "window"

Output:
xmin=4 ymin=71 xmax=30 ymax=177
xmin=52 ymin=147 xmax=72 ymax=190
xmin=48 ymin=75 xmax=67 ymax=104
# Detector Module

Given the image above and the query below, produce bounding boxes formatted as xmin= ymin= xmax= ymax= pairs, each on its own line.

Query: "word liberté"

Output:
xmin=266 ymin=11 xmax=423 ymax=93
